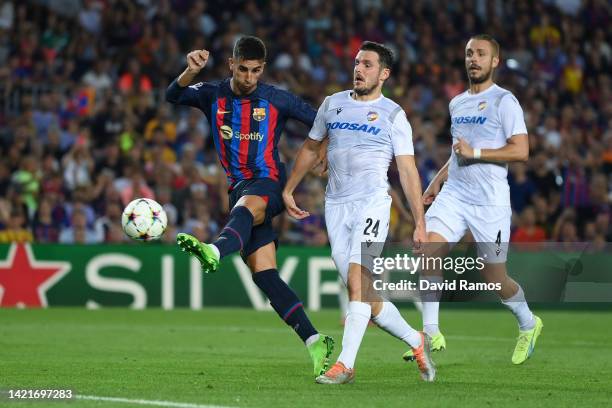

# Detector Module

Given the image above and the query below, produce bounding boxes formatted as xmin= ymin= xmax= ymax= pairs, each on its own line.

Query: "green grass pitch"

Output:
xmin=1 ymin=307 xmax=611 ymax=407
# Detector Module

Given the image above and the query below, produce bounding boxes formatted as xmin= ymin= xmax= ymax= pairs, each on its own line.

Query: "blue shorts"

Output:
xmin=229 ymin=176 xmax=285 ymax=259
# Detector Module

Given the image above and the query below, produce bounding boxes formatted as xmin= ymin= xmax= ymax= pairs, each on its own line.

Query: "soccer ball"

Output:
xmin=121 ymin=198 xmax=168 ymax=241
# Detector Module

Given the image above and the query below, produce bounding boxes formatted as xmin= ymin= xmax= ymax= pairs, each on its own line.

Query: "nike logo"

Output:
xmin=336 ymin=108 xmax=343 ymax=115
xmin=217 ymin=110 xmax=232 ymax=114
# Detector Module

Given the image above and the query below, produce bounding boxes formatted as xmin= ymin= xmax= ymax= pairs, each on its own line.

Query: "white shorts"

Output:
xmin=425 ymin=190 xmax=511 ymax=263
xmin=325 ymin=194 xmax=391 ymax=284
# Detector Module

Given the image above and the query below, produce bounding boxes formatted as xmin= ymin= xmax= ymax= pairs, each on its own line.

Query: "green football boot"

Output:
xmin=402 ymin=332 xmax=446 ymax=362
xmin=308 ymin=334 xmax=335 ymax=377
xmin=176 ymin=233 xmax=220 ymax=273
xmin=512 ymin=315 xmax=543 ymax=364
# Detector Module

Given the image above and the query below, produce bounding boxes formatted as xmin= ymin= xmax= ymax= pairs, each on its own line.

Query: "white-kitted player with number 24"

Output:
xmin=283 ymin=41 xmax=435 ymax=384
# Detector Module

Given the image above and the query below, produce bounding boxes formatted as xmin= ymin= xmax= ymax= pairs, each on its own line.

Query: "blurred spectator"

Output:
xmin=94 ymin=200 xmax=123 ymax=242
xmin=528 ymin=151 xmax=560 ymax=197
xmin=10 ymin=155 xmax=40 ymax=217
xmin=119 ymin=170 xmax=155 ymax=207
xmin=91 ymin=101 xmax=124 ymax=147
xmin=560 ymin=158 xmax=590 ymax=209
xmin=0 ymin=0 xmax=609 ymax=245
xmin=62 ymin=135 xmax=94 ymax=191
xmin=0 ymin=1 xmax=14 ymax=31
xmin=32 ymin=197 xmax=60 ymax=243
xmin=0 ymin=161 xmax=11 ymax=197
xmin=551 ymin=208 xmax=579 ymax=242
xmin=0 ymin=204 xmax=33 ymax=243
xmin=509 ymin=163 xmax=537 ymax=214
xmin=156 ymin=185 xmax=177 ymax=227
xmin=33 ymin=94 xmax=59 ymax=139
xmin=144 ymin=105 xmax=177 ymax=143
xmin=118 ymin=59 xmax=152 ymax=95
xmin=59 ymin=208 xmax=101 ymax=244
xmin=512 ymin=207 xmax=547 ymax=243
xmin=144 ymin=126 xmax=177 ymax=165
xmin=78 ymin=0 xmax=102 ymax=35
xmin=82 ymin=59 xmax=113 ymax=95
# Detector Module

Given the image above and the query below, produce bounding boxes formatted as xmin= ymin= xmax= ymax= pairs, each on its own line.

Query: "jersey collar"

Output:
xmin=347 ymin=90 xmax=384 ymax=104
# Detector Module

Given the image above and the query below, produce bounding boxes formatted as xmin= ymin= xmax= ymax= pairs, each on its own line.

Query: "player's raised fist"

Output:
xmin=186 ymin=49 xmax=210 ymax=73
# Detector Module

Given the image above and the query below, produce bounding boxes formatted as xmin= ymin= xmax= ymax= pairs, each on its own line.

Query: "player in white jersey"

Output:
xmin=283 ymin=41 xmax=435 ymax=384
xmin=402 ymin=34 xmax=543 ymax=365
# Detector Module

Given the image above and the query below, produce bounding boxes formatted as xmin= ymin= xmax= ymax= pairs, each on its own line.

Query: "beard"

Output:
xmin=353 ymin=81 xmax=378 ymax=96
xmin=467 ymin=66 xmax=493 ymax=84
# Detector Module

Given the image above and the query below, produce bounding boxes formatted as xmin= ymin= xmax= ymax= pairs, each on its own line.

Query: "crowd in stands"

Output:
xmin=0 ymin=0 xmax=610 ymax=247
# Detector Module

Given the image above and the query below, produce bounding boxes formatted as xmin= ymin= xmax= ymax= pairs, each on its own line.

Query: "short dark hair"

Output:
xmin=233 ymin=36 xmax=267 ymax=61
xmin=469 ymin=34 xmax=500 ymax=57
xmin=359 ymin=41 xmax=394 ymax=70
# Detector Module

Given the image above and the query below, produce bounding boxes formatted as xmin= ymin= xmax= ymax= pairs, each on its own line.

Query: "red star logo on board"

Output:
xmin=0 ymin=243 xmax=71 ymax=308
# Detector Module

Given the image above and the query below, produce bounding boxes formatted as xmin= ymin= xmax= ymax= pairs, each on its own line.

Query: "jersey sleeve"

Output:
xmin=390 ymin=109 xmax=414 ymax=156
xmin=165 ymin=79 xmax=215 ymax=109
xmin=498 ymin=94 xmax=527 ymax=139
xmin=285 ymin=92 xmax=317 ymax=126
xmin=307 ymin=97 xmax=329 ymax=141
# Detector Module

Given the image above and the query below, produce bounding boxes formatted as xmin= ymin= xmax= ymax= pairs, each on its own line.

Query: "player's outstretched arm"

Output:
xmin=282 ymin=137 xmax=324 ymax=219
xmin=396 ymin=155 xmax=427 ymax=248
xmin=453 ymin=134 xmax=529 ymax=163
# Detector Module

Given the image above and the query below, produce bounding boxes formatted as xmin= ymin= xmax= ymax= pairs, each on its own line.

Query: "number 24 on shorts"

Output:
xmin=364 ymin=218 xmax=380 ymax=237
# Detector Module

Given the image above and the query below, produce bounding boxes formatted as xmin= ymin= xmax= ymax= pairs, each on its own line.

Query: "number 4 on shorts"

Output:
xmin=495 ymin=230 xmax=501 ymax=256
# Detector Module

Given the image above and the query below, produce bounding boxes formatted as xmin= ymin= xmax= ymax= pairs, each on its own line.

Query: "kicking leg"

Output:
xmin=249 ymin=242 xmax=334 ymax=377
xmin=177 ymin=195 xmax=266 ymax=273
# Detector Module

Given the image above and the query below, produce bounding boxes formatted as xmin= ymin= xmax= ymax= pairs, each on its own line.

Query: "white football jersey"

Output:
xmin=443 ymin=84 xmax=527 ymax=206
xmin=309 ymin=90 xmax=414 ymax=204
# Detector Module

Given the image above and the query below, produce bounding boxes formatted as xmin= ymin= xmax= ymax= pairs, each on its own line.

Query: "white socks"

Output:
xmin=501 ymin=285 xmax=535 ymax=331
xmin=209 ymin=243 xmax=220 ymax=259
xmin=372 ymin=301 xmax=422 ymax=348
xmin=419 ymin=276 xmax=535 ymax=333
xmin=420 ymin=276 xmax=443 ymax=336
xmin=305 ymin=333 xmax=320 ymax=347
xmin=338 ymin=300 xmax=425 ymax=369
xmin=337 ymin=301 xmax=371 ymax=369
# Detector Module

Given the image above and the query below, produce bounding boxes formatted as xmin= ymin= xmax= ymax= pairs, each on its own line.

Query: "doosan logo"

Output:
xmin=452 ymin=116 xmax=487 ymax=125
xmin=326 ymin=122 xmax=381 ymax=135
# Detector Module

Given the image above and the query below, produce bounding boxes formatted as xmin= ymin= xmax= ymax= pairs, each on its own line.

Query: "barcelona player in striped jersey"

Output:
xmin=166 ymin=36 xmax=334 ymax=378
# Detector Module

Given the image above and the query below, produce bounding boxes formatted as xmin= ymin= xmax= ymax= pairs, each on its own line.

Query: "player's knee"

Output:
xmin=235 ymin=198 xmax=267 ymax=224
xmin=250 ymin=209 xmax=266 ymax=225
xmin=424 ymin=234 xmax=450 ymax=257
xmin=247 ymin=242 xmax=277 ymax=272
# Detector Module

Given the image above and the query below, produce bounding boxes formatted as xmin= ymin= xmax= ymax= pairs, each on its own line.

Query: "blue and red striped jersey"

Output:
xmin=166 ymin=78 xmax=316 ymax=187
